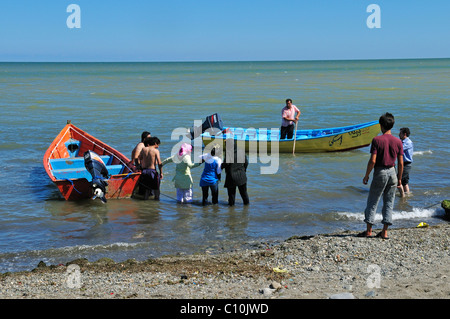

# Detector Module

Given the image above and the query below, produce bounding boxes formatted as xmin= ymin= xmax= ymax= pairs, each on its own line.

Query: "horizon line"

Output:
xmin=0 ymin=57 xmax=448 ymax=63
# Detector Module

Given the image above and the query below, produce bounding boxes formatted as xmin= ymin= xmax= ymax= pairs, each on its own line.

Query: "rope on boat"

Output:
xmin=69 ymin=126 xmax=133 ymax=171
xmin=63 ymin=179 xmax=83 ymax=194
xmin=137 ymin=181 xmax=178 ymax=201
xmin=423 ymin=201 xmax=442 ymax=209
xmin=108 ymin=172 xmax=134 ymax=180
xmin=48 ymin=127 xmax=72 ymax=175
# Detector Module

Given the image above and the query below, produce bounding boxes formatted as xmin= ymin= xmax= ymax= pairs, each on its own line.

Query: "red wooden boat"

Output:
xmin=43 ymin=121 xmax=141 ymax=201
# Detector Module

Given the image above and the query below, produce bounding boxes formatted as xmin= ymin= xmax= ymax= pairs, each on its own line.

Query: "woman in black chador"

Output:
xmin=221 ymin=142 xmax=250 ymax=206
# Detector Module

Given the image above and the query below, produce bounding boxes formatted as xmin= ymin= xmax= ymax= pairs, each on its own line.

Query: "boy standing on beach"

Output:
xmin=359 ymin=113 xmax=403 ymax=240
xmin=139 ymin=137 xmax=163 ymax=200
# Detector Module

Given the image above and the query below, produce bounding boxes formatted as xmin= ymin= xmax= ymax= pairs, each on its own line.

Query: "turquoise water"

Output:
xmin=0 ymin=59 xmax=449 ymax=272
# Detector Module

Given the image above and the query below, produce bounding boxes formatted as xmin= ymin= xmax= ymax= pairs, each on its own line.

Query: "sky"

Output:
xmin=0 ymin=0 xmax=449 ymax=62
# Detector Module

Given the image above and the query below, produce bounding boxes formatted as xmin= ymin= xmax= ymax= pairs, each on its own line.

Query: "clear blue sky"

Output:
xmin=0 ymin=0 xmax=449 ymax=62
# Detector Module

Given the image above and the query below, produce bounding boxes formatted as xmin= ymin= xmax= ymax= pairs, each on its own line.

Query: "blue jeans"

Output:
xmin=364 ymin=167 xmax=397 ymax=226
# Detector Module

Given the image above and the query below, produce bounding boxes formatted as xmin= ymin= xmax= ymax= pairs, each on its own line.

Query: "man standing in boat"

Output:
xmin=280 ymin=98 xmax=300 ymax=139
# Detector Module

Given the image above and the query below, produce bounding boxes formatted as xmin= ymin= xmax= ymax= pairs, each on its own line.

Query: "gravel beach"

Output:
xmin=1 ymin=223 xmax=448 ymax=300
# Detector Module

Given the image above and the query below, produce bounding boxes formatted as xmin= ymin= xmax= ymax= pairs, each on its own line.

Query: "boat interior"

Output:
xmin=47 ymin=135 xmax=126 ymax=182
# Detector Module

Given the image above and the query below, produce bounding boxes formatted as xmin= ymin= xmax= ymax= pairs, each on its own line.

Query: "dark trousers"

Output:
xmin=226 ymin=183 xmax=250 ymax=206
xmin=401 ymin=162 xmax=412 ymax=185
xmin=281 ymin=124 xmax=294 ymax=139
xmin=202 ymin=183 xmax=219 ymax=205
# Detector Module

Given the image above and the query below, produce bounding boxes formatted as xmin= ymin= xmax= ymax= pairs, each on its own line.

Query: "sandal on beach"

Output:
xmin=356 ymin=231 xmax=372 ymax=238
xmin=375 ymin=232 xmax=389 ymax=240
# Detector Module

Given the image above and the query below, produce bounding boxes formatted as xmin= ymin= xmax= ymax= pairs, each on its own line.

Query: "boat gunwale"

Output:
xmin=201 ymin=120 xmax=380 ymax=142
xmin=43 ymin=123 xmax=139 ymax=183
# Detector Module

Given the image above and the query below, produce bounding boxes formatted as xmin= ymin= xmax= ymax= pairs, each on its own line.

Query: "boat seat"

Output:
xmin=65 ymin=139 xmax=81 ymax=157
xmin=104 ymin=165 xmax=124 ymax=176
xmin=51 ymin=168 xmax=93 ymax=181
xmin=51 ymin=164 xmax=124 ymax=181
xmin=49 ymin=155 xmax=112 ymax=170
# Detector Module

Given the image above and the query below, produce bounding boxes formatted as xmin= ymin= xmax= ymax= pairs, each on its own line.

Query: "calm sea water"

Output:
xmin=0 ymin=59 xmax=449 ymax=273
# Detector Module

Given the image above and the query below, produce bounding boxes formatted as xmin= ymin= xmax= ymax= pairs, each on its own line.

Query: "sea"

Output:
xmin=0 ymin=59 xmax=449 ymax=273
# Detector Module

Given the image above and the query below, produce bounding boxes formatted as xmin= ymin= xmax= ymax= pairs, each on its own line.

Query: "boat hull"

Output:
xmin=44 ymin=122 xmax=141 ymax=201
xmin=52 ymin=174 xmax=142 ymax=201
xmin=202 ymin=121 xmax=380 ymax=153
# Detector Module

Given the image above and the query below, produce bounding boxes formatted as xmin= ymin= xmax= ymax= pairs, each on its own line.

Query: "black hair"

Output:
xmin=379 ymin=112 xmax=395 ymax=131
xmin=141 ymin=131 xmax=151 ymax=142
xmin=143 ymin=136 xmax=160 ymax=147
xmin=285 ymin=98 xmax=292 ymax=103
xmin=400 ymin=127 xmax=410 ymax=137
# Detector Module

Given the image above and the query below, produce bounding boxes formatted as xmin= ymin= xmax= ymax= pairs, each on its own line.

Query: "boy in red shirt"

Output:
xmin=359 ymin=113 xmax=404 ymax=240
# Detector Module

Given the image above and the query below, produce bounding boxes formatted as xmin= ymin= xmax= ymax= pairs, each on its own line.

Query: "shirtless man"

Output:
xmin=131 ymin=131 xmax=151 ymax=170
xmin=138 ymin=137 xmax=162 ymax=200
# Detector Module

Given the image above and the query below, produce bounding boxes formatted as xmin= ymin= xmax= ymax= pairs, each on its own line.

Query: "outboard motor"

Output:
xmin=189 ymin=113 xmax=224 ymax=139
xmin=84 ymin=150 xmax=109 ymax=203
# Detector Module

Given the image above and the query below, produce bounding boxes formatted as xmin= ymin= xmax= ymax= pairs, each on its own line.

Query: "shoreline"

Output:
xmin=1 ymin=224 xmax=448 ymax=299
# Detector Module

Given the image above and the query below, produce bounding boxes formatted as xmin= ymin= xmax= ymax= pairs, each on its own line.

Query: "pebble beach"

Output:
xmin=1 ymin=223 xmax=448 ymax=300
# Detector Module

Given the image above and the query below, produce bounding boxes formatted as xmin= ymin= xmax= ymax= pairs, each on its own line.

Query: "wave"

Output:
xmin=0 ymin=242 xmax=148 ymax=264
xmin=413 ymin=150 xmax=432 ymax=155
xmin=89 ymin=92 xmax=126 ymax=98
xmin=336 ymin=207 xmax=444 ymax=222
xmin=0 ymin=142 xmax=25 ymax=150
xmin=355 ymin=87 xmax=399 ymax=91
xmin=0 ymin=242 xmax=151 ymax=273
xmin=139 ymin=98 xmax=203 ymax=106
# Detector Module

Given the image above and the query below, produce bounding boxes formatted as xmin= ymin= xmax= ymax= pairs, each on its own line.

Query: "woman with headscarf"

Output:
xmin=162 ymin=143 xmax=202 ymax=203
xmin=199 ymin=144 xmax=222 ymax=206
xmin=221 ymin=142 xmax=250 ymax=206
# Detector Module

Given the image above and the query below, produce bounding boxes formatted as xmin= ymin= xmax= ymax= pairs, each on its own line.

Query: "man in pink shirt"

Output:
xmin=280 ymin=98 xmax=301 ymax=139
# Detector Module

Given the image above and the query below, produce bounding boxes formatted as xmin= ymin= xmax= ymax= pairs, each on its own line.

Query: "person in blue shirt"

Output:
xmin=199 ymin=144 xmax=222 ymax=206
xmin=399 ymin=127 xmax=413 ymax=197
